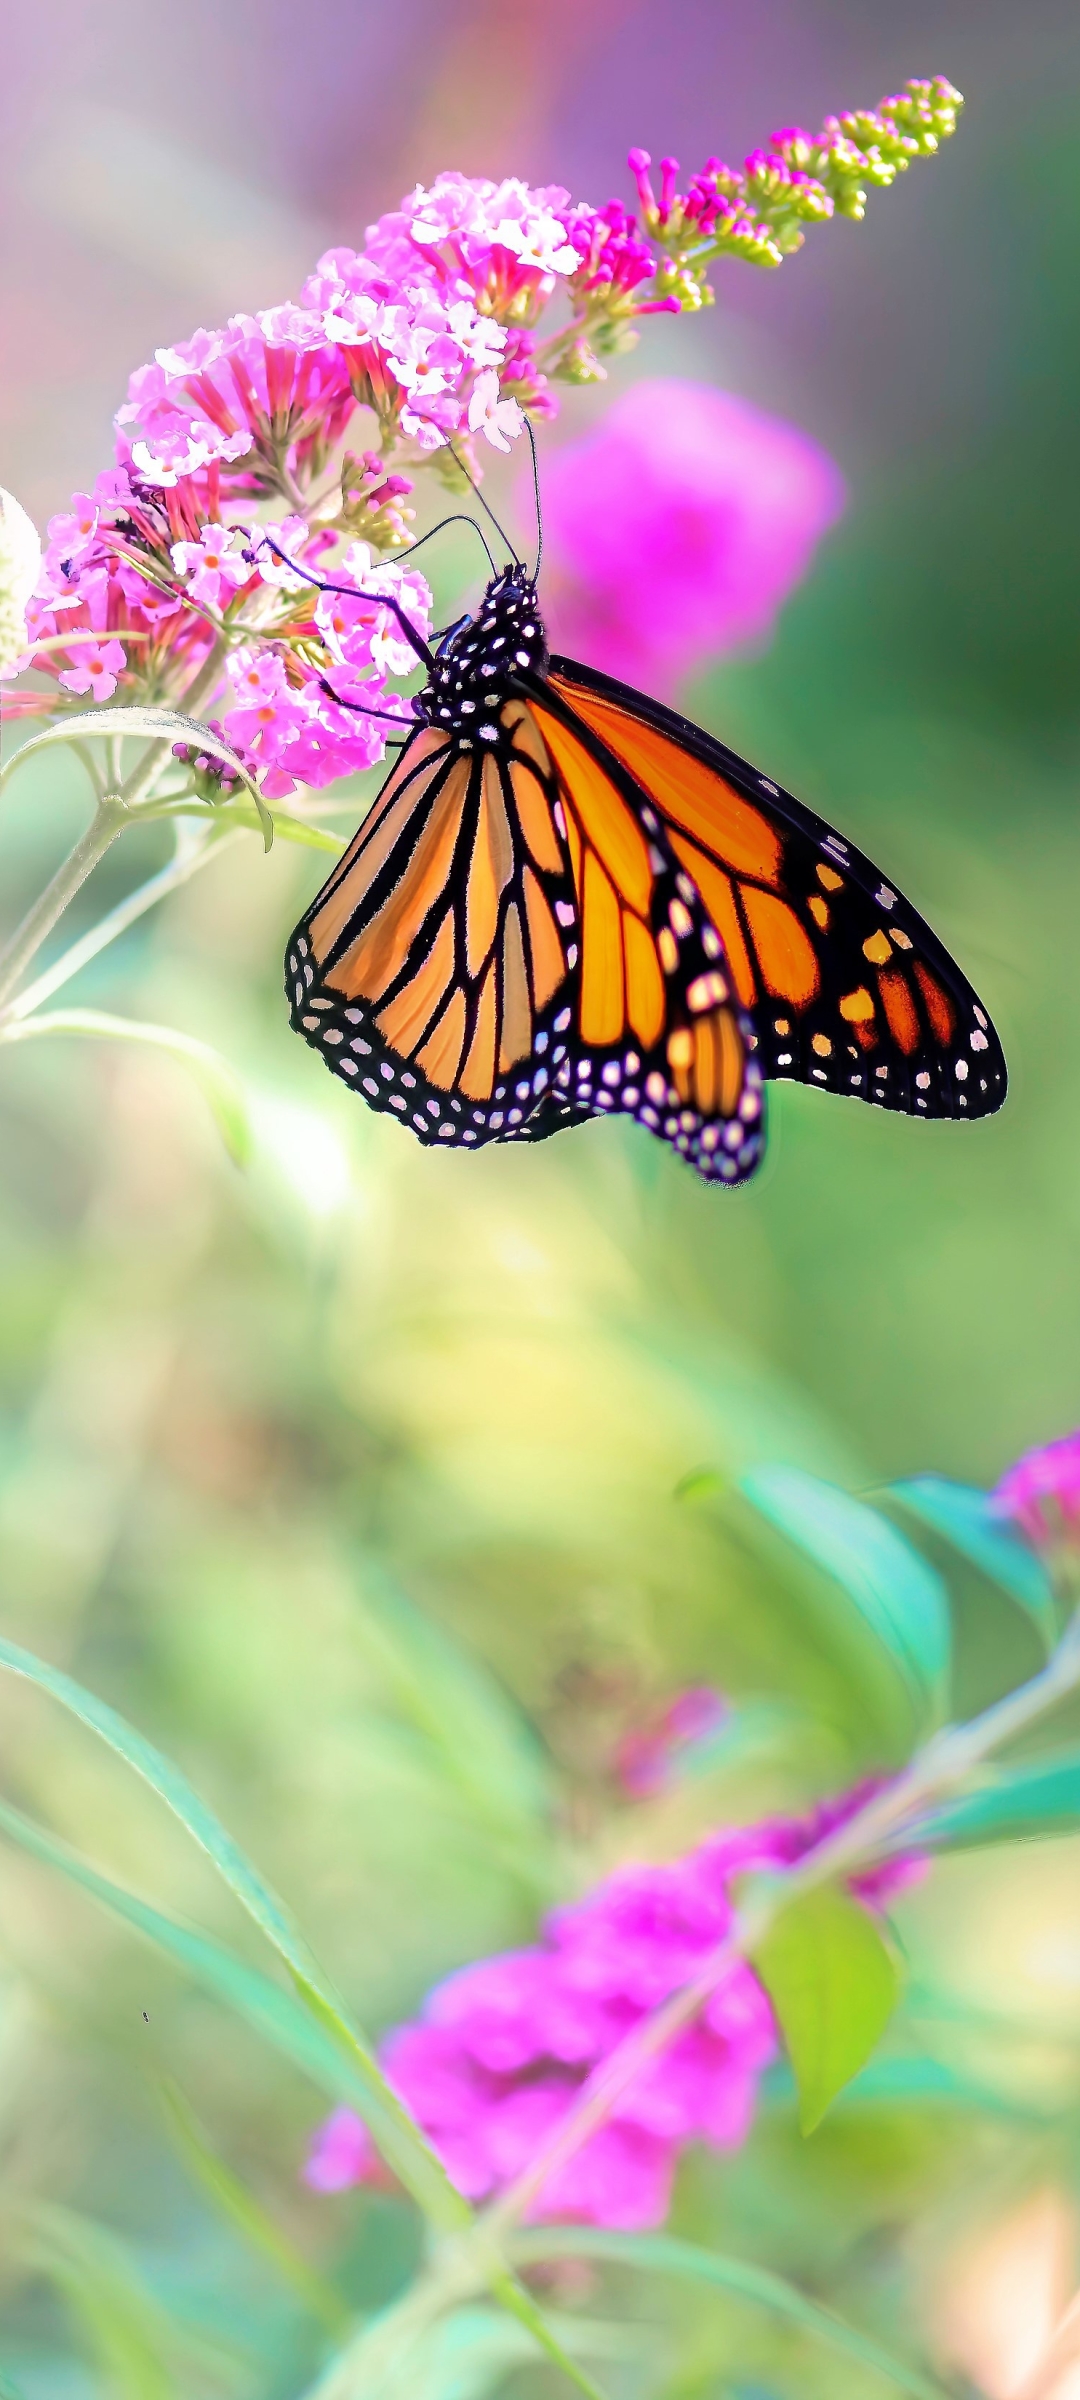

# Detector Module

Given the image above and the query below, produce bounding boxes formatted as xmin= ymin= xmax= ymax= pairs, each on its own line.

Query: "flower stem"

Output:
xmin=0 ymin=798 xmax=130 ymax=1012
xmin=0 ymin=822 xmax=242 ymax=1026
xmin=479 ymin=1613 xmax=1080 ymax=2238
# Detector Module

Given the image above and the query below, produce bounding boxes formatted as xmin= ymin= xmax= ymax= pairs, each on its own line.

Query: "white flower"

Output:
xmin=467 ymin=370 xmax=524 ymax=454
xmin=0 ymin=487 xmax=42 ymax=669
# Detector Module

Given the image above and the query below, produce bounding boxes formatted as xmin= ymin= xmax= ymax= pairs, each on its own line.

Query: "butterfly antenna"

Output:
xmin=444 ymin=439 xmax=523 ymax=568
xmin=396 ymin=513 xmax=501 ymax=579
xmin=256 ymin=534 xmax=436 ymax=670
xmin=526 ymin=417 xmax=543 ymax=583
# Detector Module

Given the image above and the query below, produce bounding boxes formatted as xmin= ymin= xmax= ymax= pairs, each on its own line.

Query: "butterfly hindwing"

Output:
xmin=545 ymin=658 xmax=1007 ymax=1124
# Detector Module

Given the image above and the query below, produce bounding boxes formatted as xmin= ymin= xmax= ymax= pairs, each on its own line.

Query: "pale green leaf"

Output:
xmin=891 ymin=1475 xmax=1056 ymax=1650
xmin=23 ymin=2204 xmax=218 ymax=2400
xmin=510 ymin=2229 xmax=950 ymax=2400
xmin=1 ymin=1009 xmax=252 ymax=1165
xmin=751 ymin=1884 xmax=901 ymax=2133
xmin=740 ymin=1467 xmax=951 ymax=1716
xmin=159 ymin=2078 xmax=351 ymax=2338
xmin=0 ymin=1636 xmax=467 ymax=2232
xmin=0 ymin=705 xmax=274 ymax=849
xmin=0 ymin=1791 xmax=465 ymax=2228
xmin=900 ymin=1751 xmax=1080 ymax=1852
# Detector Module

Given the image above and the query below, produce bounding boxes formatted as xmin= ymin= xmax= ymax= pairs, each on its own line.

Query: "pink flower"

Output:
xmin=991 ymin=1431 xmax=1080 ymax=1548
xmin=616 ymin=1686 xmax=729 ymax=1797
xmin=539 ymin=378 xmax=846 ymax=698
xmin=170 ymin=523 xmax=251 ymax=609
xmin=468 ymin=369 xmax=525 ymax=453
xmin=304 ymin=2108 xmax=376 ymax=2194
xmin=57 ymin=637 xmax=127 ymax=700
xmin=303 ymin=1782 xmax=923 ymax=2227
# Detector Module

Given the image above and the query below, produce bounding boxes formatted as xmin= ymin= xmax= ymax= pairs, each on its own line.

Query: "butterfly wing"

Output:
xmin=286 ymin=699 xmax=765 ymax=1181
xmin=544 ymin=657 xmax=1007 ymax=1123
xmin=285 ymin=720 xmax=587 ymax=1149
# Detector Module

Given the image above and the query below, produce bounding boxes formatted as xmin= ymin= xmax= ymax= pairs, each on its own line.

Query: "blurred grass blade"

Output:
xmin=891 ymin=1476 xmax=1056 ymax=1650
xmin=751 ymin=1885 xmax=902 ymax=2132
xmin=509 ymin=2229 xmax=951 ymax=2400
xmin=740 ymin=1467 xmax=951 ymax=1716
xmin=354 ymin=1568 xmax=554 ymax=1878
xmin=897 ymin=1752 xmax=1080 ymax=1851
xmin=366 ymin=2305 xmax=633 ymax=2400
xmin=23 ymin=2205 xmax=191 ymax=2400
xmin=159 ymin=2078 xmax=351 ymax=2339
xmin=0 ymin=706 xmax=275 ymax=848
xmin=0 ymin=1639 xmax=468 ymax=2232
xmin=0 ymin=2371 xmax=28 ymax=2399
xmin=0 ymin=1792 xmax=466 ymax=2227
xmin=0 ymin=1009 xmax=252 ymax=1165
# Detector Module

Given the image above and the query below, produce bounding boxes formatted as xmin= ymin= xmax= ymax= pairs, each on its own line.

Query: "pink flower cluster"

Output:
xmin=304 ymin=1787 xmax=922 ymax=2229
xmin=991 ymin=1430 xmax=1080 ymax=1549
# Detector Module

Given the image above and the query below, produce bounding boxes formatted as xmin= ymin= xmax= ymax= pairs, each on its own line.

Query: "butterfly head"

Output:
xmin=420 ymin=561 xmax=547 ymax=745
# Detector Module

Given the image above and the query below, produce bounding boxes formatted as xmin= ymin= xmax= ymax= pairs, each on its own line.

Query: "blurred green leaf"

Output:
xmin=764 ymin=2051 xmax=1056 ymax=2121
xmin=0 ymin=705 xmax=275 ymax=849
xmin=0 ymin=2371 xmax=28 ymax=2400
xmin=23 ymin=2204 xmax=235 ymax=2400
xmin=0 ymin=1638 xmax=468 ymax=2232
xmin=353 ymin=1569 xmax=554 ymax=1883
xmin=381 ymin=2305 xmax=636 ymax=2400
xmin=0 ymin=1790 xmax=465 ymax=2225
xmin=891 ymin=1476 xmax=1056 ymax=1650
xmin=751 ymin=1885 xmax=902 ymax=2133
xmin=510 ymin=2228 xmax=950 ymax=2400
xmin=740 ymin=1468 xmax=951 ymax=1716
xmin=1 ymin=1008 xmax=252 ymax=1165
xmin=900 ymin=1751 xmax=1080 ymax=1852
xmin=159 ymin=2077 xmax=351 ymax=2339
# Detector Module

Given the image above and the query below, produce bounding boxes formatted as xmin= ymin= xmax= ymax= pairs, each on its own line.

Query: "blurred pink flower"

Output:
xmin=539 ymin=378 xmax=846 ymax=698
xmin=616 ymin=1685 xmax=729 ymax=1797
xmin=991 ymin=1431 xmax=1080 ymax=1548
xmin=303 ymin=1783 xmax=921 ymax=2228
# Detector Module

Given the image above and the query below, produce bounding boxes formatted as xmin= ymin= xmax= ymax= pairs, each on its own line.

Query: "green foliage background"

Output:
xmin=1 ymin=5 xmax=1079 ymax=2395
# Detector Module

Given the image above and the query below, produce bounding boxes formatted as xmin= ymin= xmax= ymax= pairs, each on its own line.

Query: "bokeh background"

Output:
xmin=2 ymin=3 xmax=1080 ymax=2395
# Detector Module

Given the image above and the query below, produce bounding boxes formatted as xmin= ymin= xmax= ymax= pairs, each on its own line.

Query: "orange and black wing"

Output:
xmin=286 ymin=720 xmax=581 ymax=1150
xmin=286 ymin=702 xmax=765 ymax=1182
xmin=544 ymin=656 xmax=1007 ymax=1123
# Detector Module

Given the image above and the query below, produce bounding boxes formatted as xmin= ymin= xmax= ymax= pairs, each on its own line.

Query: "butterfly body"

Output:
xmin=286 ymin=565 xmax=1005 ymax=1184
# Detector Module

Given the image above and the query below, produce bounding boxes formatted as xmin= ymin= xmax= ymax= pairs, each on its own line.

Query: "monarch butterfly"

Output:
xmin=284 ymin=516 xmax=1006 ymax=1186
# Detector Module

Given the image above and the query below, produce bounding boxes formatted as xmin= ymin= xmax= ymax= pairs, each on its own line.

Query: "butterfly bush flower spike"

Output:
xmin=303 ymin=1786 xmax=925 ymax=2228
xmin=2 ymin=71 xmax=962 ymax=817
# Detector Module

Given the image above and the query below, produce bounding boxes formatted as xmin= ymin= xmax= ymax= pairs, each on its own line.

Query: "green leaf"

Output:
xmin=0 ymin=705 xmax=274 ymax=849
xmin=0 ymin=1791 xmax=465 ymax=2230
xmin=1 ymin=1009 xmax=252 ymax=1165
xmin=751 ymin=1884 xmax=902 ymax=2133
xmin=509 ymin=2229 xmax=951 ymax=2400
xmin=0 ymin=1635 xmax=467 ymax=2233
xmin=891 ymin=1476 xmax=1056 ymax=1651
xmin=353 ymin=1569 xmax=553 ymax=1874
xmin=0 ymin=2370 xmax=28 ymax=2400
xmin=901 ymin=1751 xmax=1080 ymax=1852
xmin=159 ymin=2078 xmax=351 ymax=2338
xmin=740 ymin=1467 xmax=951 ymax=1716
xmin=22 ymin=2204 xmax=216 ymax=2400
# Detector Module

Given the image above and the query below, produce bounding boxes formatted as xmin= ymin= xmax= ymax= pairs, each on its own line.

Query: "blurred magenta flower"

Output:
xmin=991 ymin=1431 xmax=1080 ymax=1548
xmin=540 ymin=379 xmax=845 ymax=699
xmin=303 ymin=1784 xmax=921 ymax=2229
xmin=615 ymin=1685 xmax=729 ymax=1797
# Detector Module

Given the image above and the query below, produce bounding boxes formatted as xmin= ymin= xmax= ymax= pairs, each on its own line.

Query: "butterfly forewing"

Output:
xmin=545 ymin=659 xmax=1007 ymax=1124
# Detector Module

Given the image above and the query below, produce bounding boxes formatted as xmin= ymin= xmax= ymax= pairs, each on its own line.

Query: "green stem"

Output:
xmin=1 ymin=823 xmax=241 ymax=1026
xmin=0 ymin=799 xmax=129 ymax=1012
xmin=118 ymin=639 xmax=225 ymax=810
